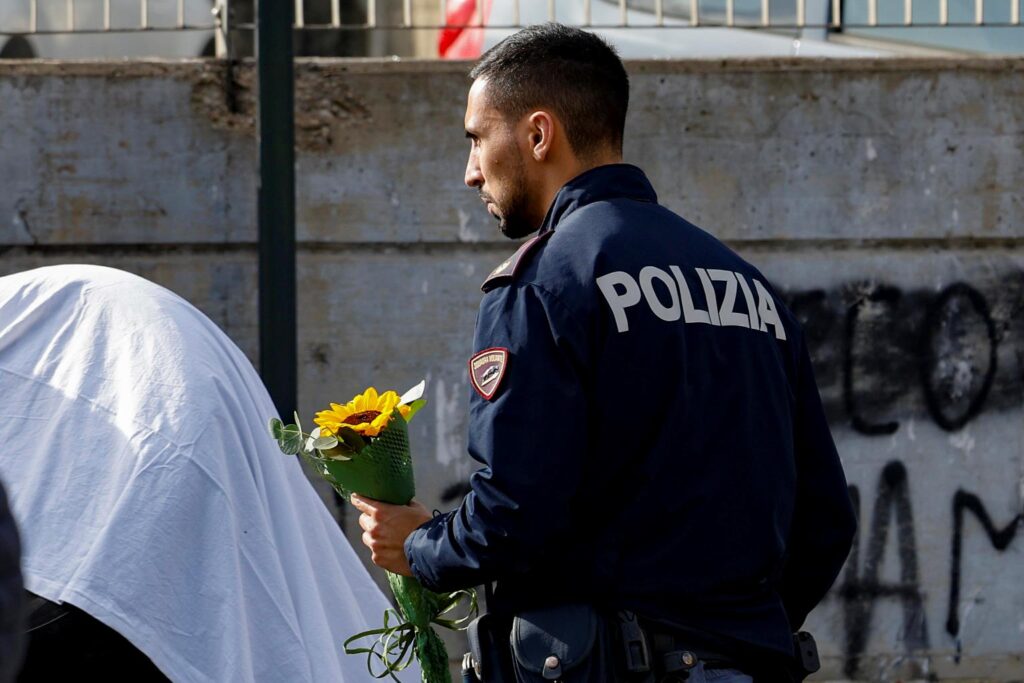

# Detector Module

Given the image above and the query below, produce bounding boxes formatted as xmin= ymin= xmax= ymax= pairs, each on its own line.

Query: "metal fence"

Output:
xmin=0 ymin=0 xmax=1020 ymax=59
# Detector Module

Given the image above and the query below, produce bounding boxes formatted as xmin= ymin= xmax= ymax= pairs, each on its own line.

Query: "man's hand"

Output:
xmin=351 ymin=494 xmax=432 ymax=577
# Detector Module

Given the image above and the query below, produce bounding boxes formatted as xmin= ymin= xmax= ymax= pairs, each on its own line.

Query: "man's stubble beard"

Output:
xmin=493 ymin=155 xmax=537 ymax=240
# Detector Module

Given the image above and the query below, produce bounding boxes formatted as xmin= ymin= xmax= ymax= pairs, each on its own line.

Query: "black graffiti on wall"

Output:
xmin=945 ymin=490 xmax=1021 ymax=642
xmin=839 ymin=461 xmax=929 ymax=679
xmin=783 ymin=276 xmax=1023 ymax=434
xmin=833 ymin=459 xmax=1022 ymax=677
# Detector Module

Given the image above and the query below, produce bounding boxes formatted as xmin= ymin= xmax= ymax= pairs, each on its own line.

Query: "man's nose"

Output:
xmin=465 ymin=153 xmax=483 ymax=189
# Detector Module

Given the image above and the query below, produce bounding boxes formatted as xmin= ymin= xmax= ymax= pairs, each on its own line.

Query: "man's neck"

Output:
xmin=534 ymin=152 xmax=624 ymax=227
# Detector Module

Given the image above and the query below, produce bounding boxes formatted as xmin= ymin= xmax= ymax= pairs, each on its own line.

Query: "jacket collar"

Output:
xmin=538 ymin=163 xmax=658 ymax=235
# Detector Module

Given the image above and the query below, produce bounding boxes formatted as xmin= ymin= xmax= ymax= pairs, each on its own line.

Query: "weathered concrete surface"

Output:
xmin=1 ymin=58 xmax=1022 ymax=681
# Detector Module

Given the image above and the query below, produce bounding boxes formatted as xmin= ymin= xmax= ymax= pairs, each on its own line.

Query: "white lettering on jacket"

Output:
xmin=596 ymin=266 xmax=787 ymax=340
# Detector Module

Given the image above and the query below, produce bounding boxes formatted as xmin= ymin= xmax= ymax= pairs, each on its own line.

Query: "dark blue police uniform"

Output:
xmin=406 ymin=164 xmax=856 ymax=664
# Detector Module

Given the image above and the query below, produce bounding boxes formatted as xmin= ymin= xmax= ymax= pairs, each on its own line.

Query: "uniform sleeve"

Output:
xmin=405 ymin=282 xmax=590 ymax=592
xmin=778 ymin=334 xmax=857 ymax=630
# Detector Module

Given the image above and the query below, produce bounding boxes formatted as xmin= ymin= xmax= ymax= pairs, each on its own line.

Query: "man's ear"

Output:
xmin=527 ymin=111 xmax=555 ymax=162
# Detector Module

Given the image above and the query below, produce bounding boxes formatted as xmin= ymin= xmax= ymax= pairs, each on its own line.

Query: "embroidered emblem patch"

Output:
xmin=469 ymin=347 xmax=509 ymax=400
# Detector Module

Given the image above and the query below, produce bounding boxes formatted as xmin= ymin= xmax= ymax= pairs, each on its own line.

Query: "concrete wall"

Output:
xmin=1 ymin=58 xmax=1021 ymax=680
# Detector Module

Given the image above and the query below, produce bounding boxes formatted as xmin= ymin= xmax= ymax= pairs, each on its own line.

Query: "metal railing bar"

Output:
xmin=939 ymin=0 xmax=948 ymax=24
xmin=67 ymin=0 xmax=75 ymax=31
xmin=104 ymin=0 xmax=111 ymax=30
xmin=797 ymin=0 xmax=805 ymax=26
xmin=548 ymin=0 xmax=556 ymax=22
xmin=367 ymin=0 xmax=376 ymax=27
xmin=726 ymin=0 xmax=735 ymax=25
xmin=691 ymin=0 xmax=700 ymax=25
xmin=211 ymin=19 xmax=1021 ymax=30
xmin=140 ymin=0 xmax=148 ymax=29
xmin=975 ymin=0 xmax=983 ymax=24
xmin=832 ymin=0 xmax=840 ymax=27
xmin=332 ymin=0 xmax=341 ymax=26
xmin=620 ymin=0 xmax=628 ymax=25
xmin=584 ymin=0 xmax=592 ymax=26
xmin=512 ymin=0 xmax=520 ymax=25
xmin=904 ymin=0 xmax=912 ymax=25
xmin=868 ymin=0 xmax=877 ymax=25
xmin=761 ymin=0 xmax=770 ymax=26
xmin=294 ymin=0 xmax=304 ymax=28
xmin=11 ymin=19 xmax=1024 ymax=37
xmin=655 ymin=0 xmax=665 ymax=25
xmin=1012 ymin=0 xmax=1020 ymax=23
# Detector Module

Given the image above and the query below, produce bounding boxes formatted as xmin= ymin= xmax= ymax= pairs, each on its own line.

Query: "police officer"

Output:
xmin=352 ymin=24 xmax=857 ymax=682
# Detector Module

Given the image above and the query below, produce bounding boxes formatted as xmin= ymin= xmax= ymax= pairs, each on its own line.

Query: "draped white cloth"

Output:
xmin=0 ymin=265 xmax=404 ymax=682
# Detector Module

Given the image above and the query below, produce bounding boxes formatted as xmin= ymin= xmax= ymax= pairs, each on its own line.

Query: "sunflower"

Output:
xmin=313 ymin=387 xmax=412 ymax=438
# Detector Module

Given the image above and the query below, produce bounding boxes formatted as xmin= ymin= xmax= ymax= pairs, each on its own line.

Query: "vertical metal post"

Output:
xmin=214 ymin=0 xmax=230 ymax=59
xmin=257 ymin=0 xmax=297 ymax=421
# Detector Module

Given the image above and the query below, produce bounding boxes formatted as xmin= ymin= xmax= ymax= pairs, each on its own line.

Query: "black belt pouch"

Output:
xmin=509 ymin=604 xmax=614 ymax=682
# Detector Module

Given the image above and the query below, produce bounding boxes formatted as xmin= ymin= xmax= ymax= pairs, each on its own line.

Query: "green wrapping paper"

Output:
xmin=270 ymin=393 xmax=475 ymax=683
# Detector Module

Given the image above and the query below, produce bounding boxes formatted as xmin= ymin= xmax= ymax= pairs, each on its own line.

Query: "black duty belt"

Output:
xmin=648 ymin=630 xmax=746 ymax=675
xmin=617 ymin=612 xmax=749 ymax=680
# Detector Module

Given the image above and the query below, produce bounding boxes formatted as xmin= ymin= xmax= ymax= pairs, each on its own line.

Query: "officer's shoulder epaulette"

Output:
xmin=480 ymin=230 xmax=554 ymax=293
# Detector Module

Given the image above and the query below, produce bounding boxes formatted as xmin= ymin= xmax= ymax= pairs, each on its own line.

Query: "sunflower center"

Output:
xmin=344 ymin=410 xmax=381 ymax=425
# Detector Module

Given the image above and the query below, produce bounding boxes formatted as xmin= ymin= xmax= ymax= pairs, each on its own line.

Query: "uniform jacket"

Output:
xmin=405 ymin=164 xmax=856 ymax=656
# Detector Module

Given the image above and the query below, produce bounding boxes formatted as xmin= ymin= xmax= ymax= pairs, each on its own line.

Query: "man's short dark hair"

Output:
xmin=469 ymin=23 xmax=629 ymax=159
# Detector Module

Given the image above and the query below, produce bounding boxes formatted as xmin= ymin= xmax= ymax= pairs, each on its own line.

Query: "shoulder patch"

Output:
xmin=481 ymin=231 xmax=554 ymax=292
xmin=469 ymin=347 xmax=509 ymax=400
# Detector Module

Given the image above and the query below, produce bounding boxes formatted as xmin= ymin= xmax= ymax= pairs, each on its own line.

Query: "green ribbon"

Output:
xmin=343 ymin=583 xmax=478 ymax=682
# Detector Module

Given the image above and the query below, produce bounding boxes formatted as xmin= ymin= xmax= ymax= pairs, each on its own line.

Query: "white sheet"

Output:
xmin=0 ymin=265 xmax=406 ymax=682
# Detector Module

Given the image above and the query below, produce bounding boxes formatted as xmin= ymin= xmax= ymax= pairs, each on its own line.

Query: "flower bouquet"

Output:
xmin=269 ymin=382 xmax=475 ymax=683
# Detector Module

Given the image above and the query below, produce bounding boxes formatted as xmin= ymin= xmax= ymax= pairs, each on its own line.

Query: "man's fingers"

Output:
xmin=350 ymin=494 xmax=372 ymax=513
xmin=357 ymin=512 xmax=373 ymax=532
xmin=361 ymin=530 xmax=373 ymax=549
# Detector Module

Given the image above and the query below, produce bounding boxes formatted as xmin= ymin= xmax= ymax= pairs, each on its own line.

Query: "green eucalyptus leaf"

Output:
xmin=279 ymin=424 xmax=303 ymax=455
xmin=268 ymin=417 xmax=284 ymax=440
xmin=334 ymin=427 xmax=368 ymax=453
xmin=313 ymin=434 xmax=340 ymax=450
